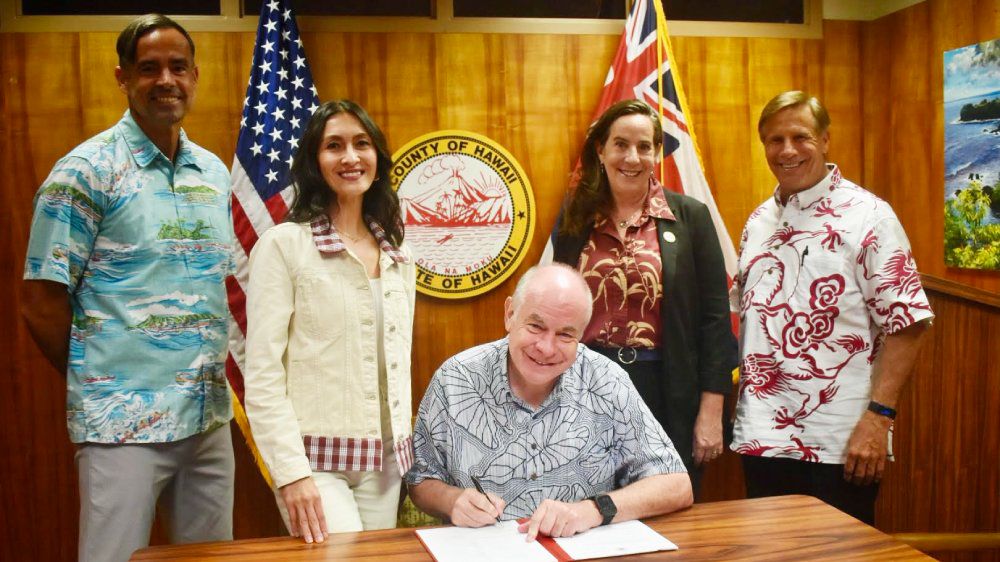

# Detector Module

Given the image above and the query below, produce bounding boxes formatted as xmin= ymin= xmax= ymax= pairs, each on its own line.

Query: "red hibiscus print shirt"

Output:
xmin=731 ymin=165 xmax=933 ymax=463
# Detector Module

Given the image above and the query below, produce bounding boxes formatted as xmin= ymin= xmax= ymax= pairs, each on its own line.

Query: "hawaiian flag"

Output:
xmin=226 ymin=0 xmax=320 ymax=484
xmin=540 ymin=0 xmax=738 ymax=329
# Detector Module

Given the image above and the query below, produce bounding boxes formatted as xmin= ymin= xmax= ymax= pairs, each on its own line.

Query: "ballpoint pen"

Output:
xmin=470 ymin=475 xmax=502 ymax=522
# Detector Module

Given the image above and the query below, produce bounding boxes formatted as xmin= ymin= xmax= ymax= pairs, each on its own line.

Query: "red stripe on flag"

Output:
xmin=227 ymin=276 xmax=247 ymax=337
xmin=265 ymin=192 xmax=289 ymax=225
xmin=231 ymin=196 xmax=259 ymax=257
xmin=658 ymin=155 xmax=684 ymax=195
xmin=226 ymin=354 xmax=246 ymax=404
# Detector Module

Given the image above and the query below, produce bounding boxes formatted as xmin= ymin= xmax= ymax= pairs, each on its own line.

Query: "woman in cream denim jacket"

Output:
xmin=244 ymin=100 xmax=415 ymax=543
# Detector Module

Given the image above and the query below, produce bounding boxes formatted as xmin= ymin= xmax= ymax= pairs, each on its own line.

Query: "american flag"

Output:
xmin=226 ymin=0 xmax=320 ymax=484
xmin=541 ymin=0 xmax=738 ymax=313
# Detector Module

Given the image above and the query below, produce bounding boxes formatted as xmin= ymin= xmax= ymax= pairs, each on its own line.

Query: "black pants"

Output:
xmin=741 ymin=454 xmax=881 ymax=525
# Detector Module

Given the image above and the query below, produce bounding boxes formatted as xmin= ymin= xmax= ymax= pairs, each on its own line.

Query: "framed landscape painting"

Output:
xmin=943 ymin=38 xmax=1000 ymax=270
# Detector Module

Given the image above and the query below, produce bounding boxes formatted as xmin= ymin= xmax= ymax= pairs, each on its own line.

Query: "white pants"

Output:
xmin=274 ymin=441 xmax=401 ymax=532
xmin=75 ymin=424 xmax=234 ymax=562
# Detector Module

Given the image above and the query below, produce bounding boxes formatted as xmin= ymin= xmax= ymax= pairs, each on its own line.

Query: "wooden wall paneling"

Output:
xmin=878 ymin=292 xmax=1000 ymax=562
xmin=184 ymin=32 xmax=244 ymax=160
xmin=883 ymin=3 xmax=940 ymax=280
xmin=819 ymin=20 xmax=864 ymax=182
xmin=860 ymin=14 xmax=893 ymax=221
xmin=862 ymin=0 xmax=1000 ymax=295
xmin=672 ymin=36 xmax=755 ymax=246
xmin=79 ymin=33 xmax=122 ymax=138
xmin=2 ymin=32 xmax=81 ymax=562
xmin=382 ymin=33 xmax=439 ymax=145
xmin=23 ymin=33 xmax=87 ymax=181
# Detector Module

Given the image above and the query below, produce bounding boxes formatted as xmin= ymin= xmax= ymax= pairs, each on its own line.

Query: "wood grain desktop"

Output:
xmin=131 ymin=495 xmax=933 ymax=561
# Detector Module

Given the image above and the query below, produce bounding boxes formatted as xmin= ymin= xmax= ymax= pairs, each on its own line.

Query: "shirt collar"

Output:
xmin=772 ymin=164 xmax=842 ymax=209
xmin=118 ymin=110 xmax=198 ymax=169
xmin=308 ymin=214 xmax=409 ymax=263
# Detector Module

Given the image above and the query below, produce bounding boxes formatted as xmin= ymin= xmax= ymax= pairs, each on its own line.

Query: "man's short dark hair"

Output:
xmin=116 ymin=14 xmax=195 ymax=68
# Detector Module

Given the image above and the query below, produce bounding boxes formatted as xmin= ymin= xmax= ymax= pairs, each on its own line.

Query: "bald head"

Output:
xmin=509 ymin=264 xmax=593 ymax=329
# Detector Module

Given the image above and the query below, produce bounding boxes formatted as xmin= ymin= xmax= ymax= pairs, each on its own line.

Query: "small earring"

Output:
xmin=600 ymin=162 xmax=606 ymax=174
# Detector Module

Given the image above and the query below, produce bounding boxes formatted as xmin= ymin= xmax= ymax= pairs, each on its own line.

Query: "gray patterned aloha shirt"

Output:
xmin=405 ymin=337 xmax=686 ymax=520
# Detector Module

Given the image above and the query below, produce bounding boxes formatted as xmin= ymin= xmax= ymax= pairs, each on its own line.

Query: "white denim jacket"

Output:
xmin=244 ymin=220 xmax=415 ymax=488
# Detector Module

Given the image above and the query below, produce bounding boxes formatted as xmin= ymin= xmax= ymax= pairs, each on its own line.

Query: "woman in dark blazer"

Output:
xmin=550 ymin=99 xmax=737 ymax=492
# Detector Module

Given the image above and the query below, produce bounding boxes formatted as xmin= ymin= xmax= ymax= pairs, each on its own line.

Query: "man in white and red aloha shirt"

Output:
xmin=730 ymin=91 xmax=933 ymax=526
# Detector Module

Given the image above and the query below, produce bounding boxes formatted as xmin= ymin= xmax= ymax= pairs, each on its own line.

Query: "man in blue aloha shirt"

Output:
xmin=406 ymin=264 xmax=693 ymax=541
xmin=21 ymin=14 xmax=234 ymax=562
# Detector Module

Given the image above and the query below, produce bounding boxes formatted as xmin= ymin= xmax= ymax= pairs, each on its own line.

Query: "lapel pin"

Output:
xmin=663 ymin=231 xmax=676 ymax=243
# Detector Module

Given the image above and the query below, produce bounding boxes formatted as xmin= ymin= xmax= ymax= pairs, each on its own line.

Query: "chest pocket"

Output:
xmin=295 ymin=268 xmax=349 ymax=340
xmin=789 ymin=248 xmax=850 ymax=310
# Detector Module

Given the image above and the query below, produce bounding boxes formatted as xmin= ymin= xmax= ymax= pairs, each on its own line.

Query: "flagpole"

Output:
xmin=652 ymin=0 xmax=666 ymax=184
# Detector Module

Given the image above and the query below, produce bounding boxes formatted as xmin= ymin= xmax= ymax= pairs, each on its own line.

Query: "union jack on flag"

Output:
xmin=541 ymin=0 xmax=738 ymax=309
xmin=225 ymin=0 xmax=320 ymax=484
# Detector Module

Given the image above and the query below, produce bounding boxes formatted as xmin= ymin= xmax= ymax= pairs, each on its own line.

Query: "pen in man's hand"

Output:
xmin=470 ymin=475 xmax=501 ymax=522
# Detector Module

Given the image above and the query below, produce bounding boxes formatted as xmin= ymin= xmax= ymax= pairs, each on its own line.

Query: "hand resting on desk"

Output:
xmin=517 ymin=498 xmax=603 ymax=541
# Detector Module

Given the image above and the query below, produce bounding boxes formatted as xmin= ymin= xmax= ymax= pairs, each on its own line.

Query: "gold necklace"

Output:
xmin=340 ymin=229 xmax=367 ymax=243
xmin=615 ymin=209 xmax=641 ymax=229
xmin=333 ymin=218 xmax=368 ymax=242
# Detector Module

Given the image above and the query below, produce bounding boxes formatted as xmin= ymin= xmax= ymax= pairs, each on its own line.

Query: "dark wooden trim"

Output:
xmin=920 ymin=274 xmax=1000 ymax=310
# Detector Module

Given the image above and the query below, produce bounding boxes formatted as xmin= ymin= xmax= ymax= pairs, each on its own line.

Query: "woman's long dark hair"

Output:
xmin=561 ymin=99 xmax=663 ymax=237
xmin=285 ymin=99 xmax=404 ymax=246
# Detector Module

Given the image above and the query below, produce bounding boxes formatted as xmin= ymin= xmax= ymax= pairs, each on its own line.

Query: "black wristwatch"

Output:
xmin=589 ymin=494 xmax=617 ymax=526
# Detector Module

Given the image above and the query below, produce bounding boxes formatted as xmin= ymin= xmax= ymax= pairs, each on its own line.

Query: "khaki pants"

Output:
xmin=76 ymin=424 xmax=234 ymax=562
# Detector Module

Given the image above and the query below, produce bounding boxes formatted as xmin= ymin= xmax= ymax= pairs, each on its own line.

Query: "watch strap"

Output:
xmin=867 ymin=400 xmax=897 ymax=420
xmin=589 ymin=494 xmax=617 ymax=526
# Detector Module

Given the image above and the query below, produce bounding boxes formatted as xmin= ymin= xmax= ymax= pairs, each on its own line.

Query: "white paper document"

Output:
xmin=415 ymin=519 xmax=676 ymax=562
xmin=415 ymin=521 xmax=556 ymax=562
xmin=553 ymin=519 xmax=678 ymax=560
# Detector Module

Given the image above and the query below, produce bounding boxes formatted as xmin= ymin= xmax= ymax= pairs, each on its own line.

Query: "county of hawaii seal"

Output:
xmin=390 ymin=130 xmax=535 ymax=299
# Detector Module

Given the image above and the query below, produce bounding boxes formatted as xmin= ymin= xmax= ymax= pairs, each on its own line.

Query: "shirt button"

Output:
xmin=393 ymin=400 xmax=399 ymax=408
xmin=366 ymin=393 xmax=376 ymax=401
xmin=388 ymin=325 xmax=396 ymax=333
xmin=390 ymin=362 xmax=398 ymax=370
xmin=530 ymin=443 xmax=537 ymax=450
xmin=365 ymin=356 xmax=373 ymax=362
xmin=361 ymin=319 xmax=373 ymax=326
xmin=384 ymin=291 xmax=391 ymax=298
xmin=530 ymin=473 xmax=538 ymax=480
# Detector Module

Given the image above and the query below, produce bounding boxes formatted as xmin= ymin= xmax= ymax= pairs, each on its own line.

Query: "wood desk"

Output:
xmin=132 ymin=495 xmax=932 ymax=561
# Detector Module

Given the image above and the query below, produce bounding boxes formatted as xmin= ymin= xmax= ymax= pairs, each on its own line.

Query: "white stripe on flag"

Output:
xmin=231 ymin=158 xmax=277 ymax=235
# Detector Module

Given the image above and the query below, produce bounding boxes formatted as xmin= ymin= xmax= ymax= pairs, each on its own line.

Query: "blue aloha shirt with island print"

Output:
xmin=24 ymin=111 xmax=234 ymax=444
xmin=405 ymin=337 xmax=686 ymax=520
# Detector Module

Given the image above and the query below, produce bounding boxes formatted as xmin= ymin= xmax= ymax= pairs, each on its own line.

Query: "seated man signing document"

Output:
xmin=405 ymin=264 xmax=693 ymax=540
